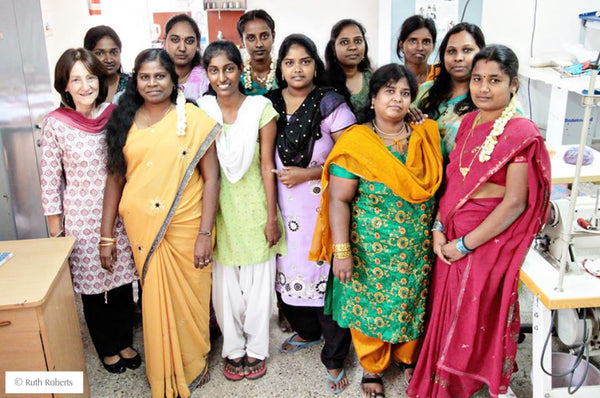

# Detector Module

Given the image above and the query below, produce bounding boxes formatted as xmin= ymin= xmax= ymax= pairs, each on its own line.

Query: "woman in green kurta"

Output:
xmin=310 ymin=64 xmax=443 ymax=398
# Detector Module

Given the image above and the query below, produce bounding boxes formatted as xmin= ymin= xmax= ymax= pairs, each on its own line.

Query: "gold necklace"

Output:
xmin=139 ymin=104 xmax=173 ymax=128
xmin=458 ymin=113 xmax=482 ymax=179
xmin=372 ymin=119 xmax=409 ymax=153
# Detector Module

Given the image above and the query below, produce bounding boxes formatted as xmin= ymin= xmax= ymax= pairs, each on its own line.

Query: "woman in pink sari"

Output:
xmin=406 ymin=45 xmax=551 ymax=398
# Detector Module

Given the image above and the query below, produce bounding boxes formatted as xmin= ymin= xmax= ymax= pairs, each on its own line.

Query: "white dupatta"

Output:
xmin=197 ymin=95 xmax=270 ymax=183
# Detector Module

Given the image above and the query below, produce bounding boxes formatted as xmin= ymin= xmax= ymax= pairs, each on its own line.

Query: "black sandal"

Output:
xmin=361 ymin=374 xmax=385 ymax=398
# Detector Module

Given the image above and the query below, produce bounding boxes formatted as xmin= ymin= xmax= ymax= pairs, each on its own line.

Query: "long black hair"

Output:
xmin=396 ymin=15 xmax=436 ymax=62
xmin=324 ymin=19 xmax=372 ymax=107
xmin=202 ymin=40 xmax=246 ymax=95
xmin=275 ymin=34 xmax=327 ymax=89
xmin=164 ymin=14 xmax=202 ymax=68
xmin=105 ymin=49 xmax=178 ymax=176
xmin=420 ymin=23 xmax=485 ymax=120
xmin=366 ymin=64 xmax=418 ymax=122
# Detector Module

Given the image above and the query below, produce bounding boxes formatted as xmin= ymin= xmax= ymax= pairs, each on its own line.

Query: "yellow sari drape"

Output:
xmin=309 ymin=121 xmax=443 ymax=263
xmin=119 ymin=103 xmax=220 ymax=398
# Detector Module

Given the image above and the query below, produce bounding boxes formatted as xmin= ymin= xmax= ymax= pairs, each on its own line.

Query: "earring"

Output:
xmin=370 ymin=103 xmax=374 ymax=109
xmin=314 ymin=71 xmax=317 ymax=78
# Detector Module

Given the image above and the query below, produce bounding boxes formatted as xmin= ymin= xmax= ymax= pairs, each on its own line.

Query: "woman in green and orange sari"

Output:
xmin=311 ymin=64 xmax=443 ymax=398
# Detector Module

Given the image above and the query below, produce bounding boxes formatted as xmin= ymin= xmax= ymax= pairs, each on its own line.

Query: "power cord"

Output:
xmin=527 ymin=0 xmax=538 ymax=121
xmin=459 ymin=0 xmax=472 ymax=22
xmin=540 ymin=309 xmax=592 ymax=394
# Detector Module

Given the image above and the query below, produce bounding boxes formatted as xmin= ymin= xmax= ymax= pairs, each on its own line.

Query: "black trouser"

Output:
xmin=277 ymin=292 xmax=351 ymax=370
xmin=81 ymin=283 xmax=134 ymax=358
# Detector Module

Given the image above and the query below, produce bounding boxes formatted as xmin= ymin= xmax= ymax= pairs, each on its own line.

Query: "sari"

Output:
xmin=310 ymin=121 xmax=443 ymax=346
xmin=415 ymin=80 xmax=466 ymax=157
xmin=407 ymin=112 xmax=551 ymax=398
xmin=118 ymin=103 xmax=220 ymax=398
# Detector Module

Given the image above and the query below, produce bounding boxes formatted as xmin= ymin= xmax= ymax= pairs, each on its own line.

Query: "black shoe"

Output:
xmin=120 ymin=348 xmax=142 ymax=369
xmin=102 ymin=358 xmax=126 ymax=374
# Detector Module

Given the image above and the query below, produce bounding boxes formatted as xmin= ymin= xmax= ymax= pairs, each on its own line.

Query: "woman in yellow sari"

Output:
xmin=100 ymin=48 xmax=220 ymax=398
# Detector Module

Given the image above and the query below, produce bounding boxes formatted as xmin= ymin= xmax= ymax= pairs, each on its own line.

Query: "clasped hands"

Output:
xmin=432 ymin=230 xmax=467 ymax=264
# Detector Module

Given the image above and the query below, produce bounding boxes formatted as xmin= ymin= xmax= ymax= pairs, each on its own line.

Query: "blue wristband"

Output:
xmin=432 ymin=219 xmax=444 ymax=232
xmin=456 ymin=236 xmax=473 ymax=255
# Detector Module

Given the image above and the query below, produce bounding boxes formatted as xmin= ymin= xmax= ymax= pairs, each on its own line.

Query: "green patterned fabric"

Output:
xmin=326 ymin=149 xmax=435 ymax=343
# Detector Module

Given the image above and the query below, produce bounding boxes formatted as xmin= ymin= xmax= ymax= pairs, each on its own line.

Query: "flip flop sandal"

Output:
xmin=361 ymin=374 xmax=385 ymax=398
xmin=244 ymin=357 xmax=267 ymax=380
xmin=396 ymin=362 xmax=415 ymax=388
xmin=279 ymin=333 xmax=324 ymax=353
xmin=326 ymin=368 xmax=347 ymax=394
xmin=223 ymin=357 xmax=244 ymax=381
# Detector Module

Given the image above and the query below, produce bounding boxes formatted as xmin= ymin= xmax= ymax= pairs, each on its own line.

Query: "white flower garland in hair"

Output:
xmin=243 ymin=55 xmax=276 ymax=91
xmin=478 ymin=96 xmax=519 ymax=162
xmin=176 ymin=89 xmax=187 ymax=137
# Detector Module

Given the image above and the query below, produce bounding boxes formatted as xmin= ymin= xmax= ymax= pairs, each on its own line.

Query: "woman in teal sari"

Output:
xmin=415 ymin=23 xmax=485 ymax=157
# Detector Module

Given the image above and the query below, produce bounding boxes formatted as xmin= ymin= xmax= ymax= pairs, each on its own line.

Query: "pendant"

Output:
xmin=460 ymin=167 xmax=469 ymax=178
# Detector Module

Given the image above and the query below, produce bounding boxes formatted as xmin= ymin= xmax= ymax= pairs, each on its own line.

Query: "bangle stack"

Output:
xmin=332 ymin=242 xmax=351 ymax=259
xmin=432 ymin=219 xmax=444 ymax=233
xmin=456 ymin=236 xmax=473 ymax=255
xmin=99 ymin=236 xmax=116 ymax=247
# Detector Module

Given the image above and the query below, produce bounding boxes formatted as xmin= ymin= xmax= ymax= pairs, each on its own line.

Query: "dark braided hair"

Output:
xmin=105 ymin=49 xmax=178 ymax=176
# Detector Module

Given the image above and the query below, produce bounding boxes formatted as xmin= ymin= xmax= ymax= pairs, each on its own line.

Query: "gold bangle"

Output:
xmin=334 ymin=251 xmax=351 ymax=260
xmin=99 ymin=242 xmax=116 ymax=247
xmin=332 ymin=242 xmax=351 ymax=252
xmin=100 ymin=236 xmax=116 ymax=243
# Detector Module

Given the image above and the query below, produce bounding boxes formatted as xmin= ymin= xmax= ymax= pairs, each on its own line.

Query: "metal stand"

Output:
xmin=556 ymin=54 xmax=600 ymax=292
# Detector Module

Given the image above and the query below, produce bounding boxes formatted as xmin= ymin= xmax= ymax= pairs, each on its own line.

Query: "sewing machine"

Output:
xmin=535 ymin=196 xmax=600 ymax=271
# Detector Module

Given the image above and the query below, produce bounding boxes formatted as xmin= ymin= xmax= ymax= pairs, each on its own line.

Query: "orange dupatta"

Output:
xmin=309 ymin=120 xmax=443 ymax=263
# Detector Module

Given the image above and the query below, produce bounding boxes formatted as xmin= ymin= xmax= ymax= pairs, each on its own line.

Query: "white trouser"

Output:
xmin=212 ymin=257 xmax=275 ymax=360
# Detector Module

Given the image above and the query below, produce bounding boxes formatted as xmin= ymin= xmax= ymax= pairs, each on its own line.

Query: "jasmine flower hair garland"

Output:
xmin=176 ymin=89 xmax=187 ymax=137
xmin=478 ymin=96 xmax=519 ymax=162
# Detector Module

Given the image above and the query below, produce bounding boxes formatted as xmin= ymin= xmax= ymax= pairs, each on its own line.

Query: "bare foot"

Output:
xmin=119 ymin=347 xmax=138 ymax=359
xmin=361 ymin=371 xmax=385 ymax=398
xmin=278 ymin=309 xmax=293 ymax=332
xmin=103 ymin=354 xmax=121 ymax=365
xmin=280 ymin=334 xmax=311 ymax=353
xmin=326 ymin=368 xmax=348 ymax=393
xmin=223 ymin=357 xmax=244 ymax=380
xmin=244 ymin=356 xmax=267 ymax=379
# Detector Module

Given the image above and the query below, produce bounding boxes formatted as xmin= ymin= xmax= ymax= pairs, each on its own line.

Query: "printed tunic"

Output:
xmin=40 ymin=116 xmax=137 ymax=295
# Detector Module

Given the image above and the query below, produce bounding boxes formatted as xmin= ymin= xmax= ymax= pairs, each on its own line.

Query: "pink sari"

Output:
xmin=407 ymin=112 xmax=551 ymax=398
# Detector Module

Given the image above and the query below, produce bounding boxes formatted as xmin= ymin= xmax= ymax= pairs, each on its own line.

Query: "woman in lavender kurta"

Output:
xmin=266 ymin=34 xmax=356 ymax=394
xmin=164 ymin=14 xmax=209 ymax=102
xmin=40 ymin=48 xmax=138 ymax=374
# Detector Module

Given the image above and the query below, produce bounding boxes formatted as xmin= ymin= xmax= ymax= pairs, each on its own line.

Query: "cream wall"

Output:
xmin=481 ymin=0 xmax=596 ymax=62
xmin=246 ymin=0 xmax=380 ymax=65
xmin=41 ymin=0 xmax=153 ymax=77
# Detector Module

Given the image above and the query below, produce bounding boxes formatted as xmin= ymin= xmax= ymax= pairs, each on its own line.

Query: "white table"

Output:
xmin=519 ymin=66 xmax=600 ymax=146
xmin=520 ymin=249 xmax=600 ymax=397
xmin=550 ymin=145 xmax=600 ymax=184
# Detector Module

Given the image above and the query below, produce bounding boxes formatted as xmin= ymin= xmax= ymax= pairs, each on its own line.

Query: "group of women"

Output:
xmin=39 ymin=8 xmax=551 ymax=398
